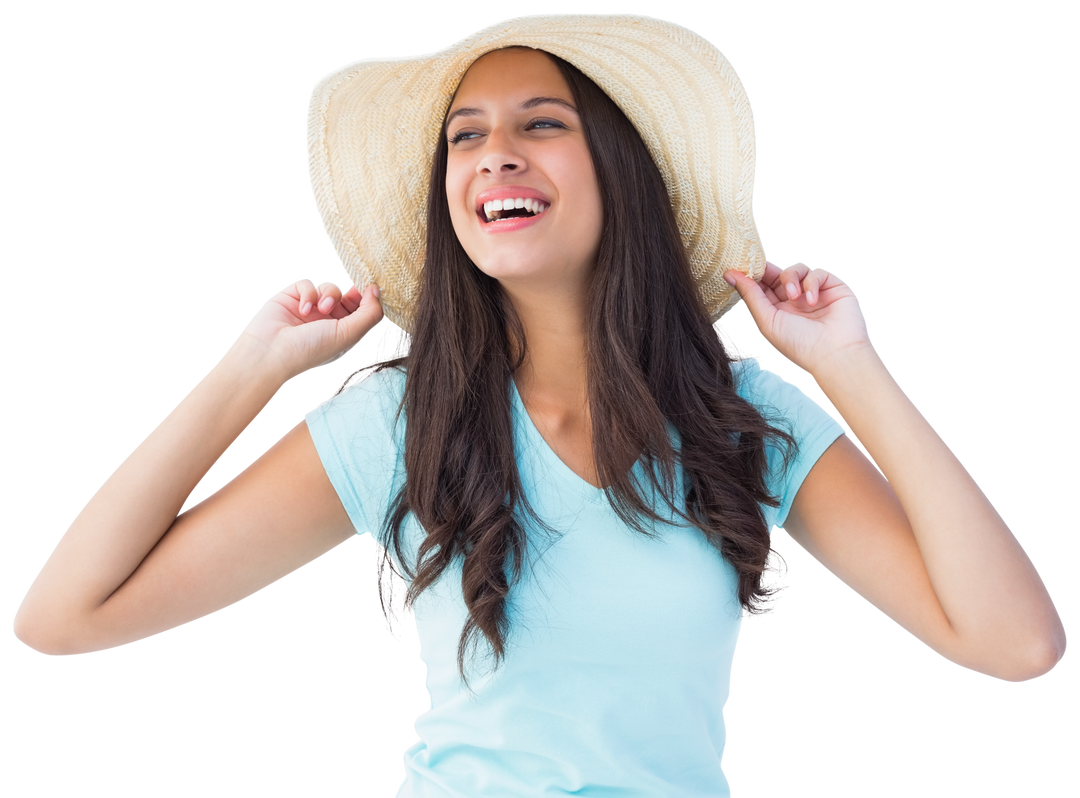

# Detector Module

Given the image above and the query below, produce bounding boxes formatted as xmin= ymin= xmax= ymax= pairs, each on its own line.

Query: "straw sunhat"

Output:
xmin=308 ymin=14 xmax=765 ymax=332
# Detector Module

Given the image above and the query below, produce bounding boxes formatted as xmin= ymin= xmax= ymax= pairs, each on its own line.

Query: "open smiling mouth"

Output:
xmin=482 ymin=197 xmax=549 ymax=223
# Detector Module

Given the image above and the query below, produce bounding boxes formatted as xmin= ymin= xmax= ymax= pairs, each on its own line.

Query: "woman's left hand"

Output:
xmin=724 ymin=262 xmax=870 ymax=375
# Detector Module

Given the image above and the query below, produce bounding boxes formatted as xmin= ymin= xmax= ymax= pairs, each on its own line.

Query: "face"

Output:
xmin=444 ymin=48 xmax=603 ymax=295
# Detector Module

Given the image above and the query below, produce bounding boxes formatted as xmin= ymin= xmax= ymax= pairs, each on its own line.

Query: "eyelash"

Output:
xmin=448 ymin=118 xmax=566 ymax=145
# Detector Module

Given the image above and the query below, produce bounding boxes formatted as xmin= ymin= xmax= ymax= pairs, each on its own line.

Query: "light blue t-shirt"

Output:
xmin=305 ymin=359 xmax=844 ymax=797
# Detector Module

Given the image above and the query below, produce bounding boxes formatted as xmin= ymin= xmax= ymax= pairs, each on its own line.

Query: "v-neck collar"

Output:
xmin=509 ymin=377 xmax=610 ymax=505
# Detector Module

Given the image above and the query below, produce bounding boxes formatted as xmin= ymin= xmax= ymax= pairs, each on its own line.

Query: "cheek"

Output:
xmin=443 ymin=160 xmax=473 ymax=228
xmin=444 ymin=162 xmax=461 ymax=202
xmin=443 ymin=162 xmax=489 ymax=267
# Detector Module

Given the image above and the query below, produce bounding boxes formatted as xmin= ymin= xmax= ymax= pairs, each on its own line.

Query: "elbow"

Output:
xmin=12 ymin=634 xmax=68 ymax=656
xmin=10 ymin=626 xmax=63 ymax=656
xmin=13 ymin=606 xmax=92 ymax=656
xmin=1010 ymin=633 xmax=1066 ymax=681
xmin=944 ymin=618 xmax=1067 ymax=682
xmin=11 ymin=621 xmax=64 ymax=656
xmin=16 ymin=636 xmax=71 ymax=657
xmin=1019 ymin=626 xmax=1071 ymax=682
xmin=996 ymin=651 xmax=1063 ymax=682
xmin=1014 ymin=616 xmax=1067 ymax=680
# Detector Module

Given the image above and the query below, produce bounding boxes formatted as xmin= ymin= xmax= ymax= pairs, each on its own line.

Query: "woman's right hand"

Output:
xmin=15 ymin=279 xmax=382 ymax=655
xmin=240 ymin=280 xmax=384 ymax=380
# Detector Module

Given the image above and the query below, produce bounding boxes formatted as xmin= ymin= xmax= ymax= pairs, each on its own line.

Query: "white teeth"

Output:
xmin=480 ymin=197 xmax=549 ymax=222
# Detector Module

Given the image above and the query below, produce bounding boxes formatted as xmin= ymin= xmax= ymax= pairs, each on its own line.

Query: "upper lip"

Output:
xmin=473 ymin=185 xmax=551 ymax=216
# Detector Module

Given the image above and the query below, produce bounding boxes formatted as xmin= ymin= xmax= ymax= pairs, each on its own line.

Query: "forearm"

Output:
xmin=812 ymin=344 xmax=1065 ymax=677
xmin=16 ymin=335 xmax=288 ymax=645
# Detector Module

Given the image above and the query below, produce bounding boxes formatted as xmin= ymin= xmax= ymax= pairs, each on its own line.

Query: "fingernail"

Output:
xmin=807 ymin=290 xmax=816 ymax=304
xmin=301 ymin=301 xmax=312 ymax=315
xmin=319 ymin=296 xmax=333 ymax=313
xmin=372 ymin=284 xmax=381 ymax=298
xmin=723 ymin=271 xmax=737 ymax=287
xmin=786 ymin=282 xmax=799 ymax=299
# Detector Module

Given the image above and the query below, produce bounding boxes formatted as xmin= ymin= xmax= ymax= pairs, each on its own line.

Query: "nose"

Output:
xmin=476 ymin=126 xmax=526 ymax=175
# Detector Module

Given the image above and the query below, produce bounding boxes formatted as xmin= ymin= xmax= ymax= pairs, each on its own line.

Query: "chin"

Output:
xmin=472 ymin=256 xmax=549 ymax=284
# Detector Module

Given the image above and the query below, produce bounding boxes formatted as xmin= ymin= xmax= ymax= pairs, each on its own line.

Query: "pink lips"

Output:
xmin=474 ymin=185 xmax=550 ymax=233
xmin=480 ymin=212 xmax=544 ymax=234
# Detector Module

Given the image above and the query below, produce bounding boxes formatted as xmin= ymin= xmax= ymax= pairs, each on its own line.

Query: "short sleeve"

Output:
xmin=304 ymin=366 xmax=407 ymax=537
xmin=732 ymin=359 xmax=845 ymax=530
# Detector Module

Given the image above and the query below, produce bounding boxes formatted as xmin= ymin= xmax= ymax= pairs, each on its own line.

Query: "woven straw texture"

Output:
xmin=308 ymin=14 xmax=764 ymax=332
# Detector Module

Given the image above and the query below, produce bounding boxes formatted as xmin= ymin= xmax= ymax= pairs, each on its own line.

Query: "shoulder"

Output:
xmin=326 ymin=364 xmax=406 ymax=412
xmin=304 ymin=364 xmax=409 ymax=537
xmin=730 ymin=356 xmax=846 ymax=483
xmin=730 ymin=357 xmax=807 ymax=402
xmin=306 ymin=364 xmax=408 ymax=444
xmin=730 ymin=357 xmax=840 ymax=438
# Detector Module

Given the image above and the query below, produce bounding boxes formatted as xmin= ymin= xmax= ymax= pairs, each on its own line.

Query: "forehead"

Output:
xmin=449 ymin=48 xmax=574 ymax=110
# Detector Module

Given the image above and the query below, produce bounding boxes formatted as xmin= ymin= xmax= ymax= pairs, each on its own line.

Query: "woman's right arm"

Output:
xmin=14 ymin=280 xmax=383 ymax=655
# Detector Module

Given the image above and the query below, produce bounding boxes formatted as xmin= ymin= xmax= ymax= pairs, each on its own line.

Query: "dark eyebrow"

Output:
xmin=445 ymin=96 xmax=579 ymax=127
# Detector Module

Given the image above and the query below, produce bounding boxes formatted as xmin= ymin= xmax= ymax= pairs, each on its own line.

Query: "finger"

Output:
xmin=754 ymin=262 xmax=787 ymax=304
xmin=329 ymin=285 xmax=361 ymax=320
xmin=762 ymin=261 xmax=784 ymax=285
xmin=341 ymin=285 xmax=388 ymax=341
xmin=316 ymin=282 xmax=343 ymax=316
xmin=778 ymin=263 xmax=811 ymax=301
xmin=801 ymin=268 xmax=831 ymax=306
xmin=724 ymin=270 xmax=775 ymax=327
xmin=293 ymin=276 xmax=317 ymax=317
xmin=337 ymin=285 xmax=362 ymax=315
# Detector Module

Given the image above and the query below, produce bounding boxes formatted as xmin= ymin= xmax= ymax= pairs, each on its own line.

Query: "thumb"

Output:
xmin=337 ymin=283 xmax=385 ymax=346
xmin=724 ymin=270 xmax=775 ymax=328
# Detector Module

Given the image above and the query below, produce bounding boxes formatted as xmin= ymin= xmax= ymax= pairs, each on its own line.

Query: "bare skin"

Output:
xmin=444 ymin=47 xmax=602 ymax=487
xmin=15 ymin=48 xmax=1064 ymax=683
xmin=445 ymin=50 xmax=1066 ymax=680
xmin=14 ymin=281 xmax=383 ymax=653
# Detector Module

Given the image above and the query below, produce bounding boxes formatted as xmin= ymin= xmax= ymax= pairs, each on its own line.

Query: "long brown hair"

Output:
xmin=344 ymin=51 xmax=795 ymax=681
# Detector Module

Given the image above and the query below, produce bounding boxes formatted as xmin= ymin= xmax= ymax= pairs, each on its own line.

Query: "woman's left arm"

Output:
xmin=725 ymin=263 xmax=1065 ymax=681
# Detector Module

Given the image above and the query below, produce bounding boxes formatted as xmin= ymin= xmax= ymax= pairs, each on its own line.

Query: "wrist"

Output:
xmin=809 ymin=340 xmax=884 ymax=394
xmin=222 ymin=333 xmax=294 ymax=391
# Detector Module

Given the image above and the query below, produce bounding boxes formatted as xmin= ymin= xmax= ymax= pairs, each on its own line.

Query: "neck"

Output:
xmin=507 ymin=313 xmax=587 ymax=427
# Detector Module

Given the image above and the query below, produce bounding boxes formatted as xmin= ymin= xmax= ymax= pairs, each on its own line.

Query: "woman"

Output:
xmin=15 ymin=15 xmax=1064 ymax=797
